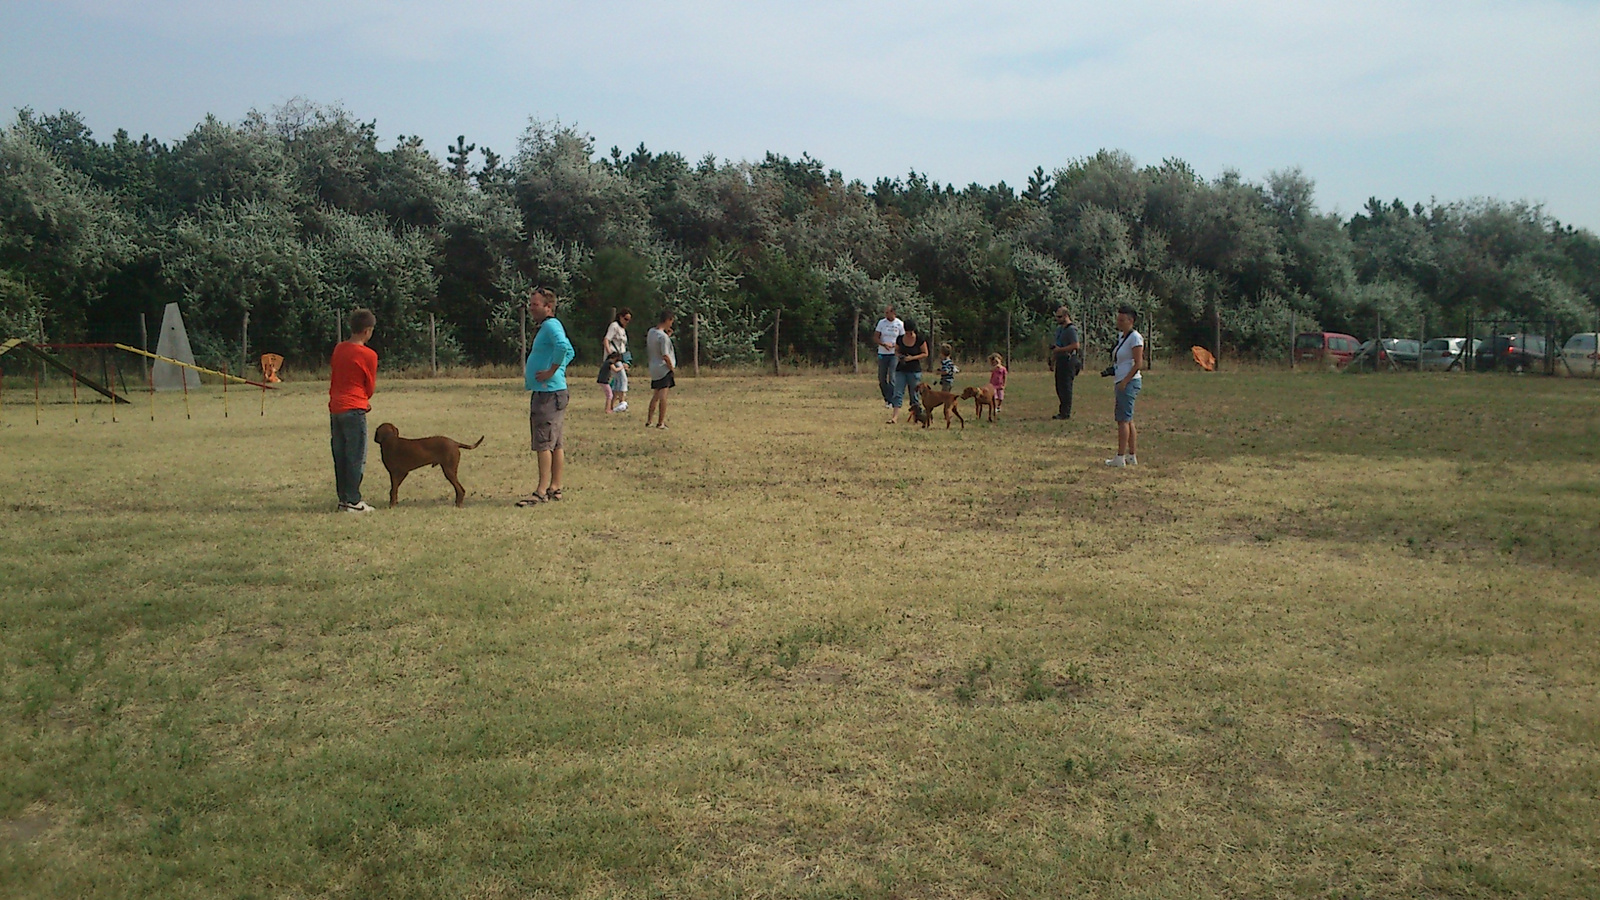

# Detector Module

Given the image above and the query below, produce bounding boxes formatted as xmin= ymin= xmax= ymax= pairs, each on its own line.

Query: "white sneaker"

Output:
xmin=884 ymin=402 xmax=892 ymax=410
xmin=614 ymin=401 xmax=627 ymax=412
xmin=1125 ymin=455 xmax=1138 ymax=467
xmin=340 ymin=501 xmax=375 ymax=513
xmin=1103 ymin=455 xmax=1126 ymax=468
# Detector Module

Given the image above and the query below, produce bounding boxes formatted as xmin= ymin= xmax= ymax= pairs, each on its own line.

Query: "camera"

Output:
xmin=1100 ymin=365 xmax=1116 ymax=377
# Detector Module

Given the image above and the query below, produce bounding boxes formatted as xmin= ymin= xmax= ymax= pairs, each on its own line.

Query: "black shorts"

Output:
xmin=650 ymin=372 xmax=675 ymax=391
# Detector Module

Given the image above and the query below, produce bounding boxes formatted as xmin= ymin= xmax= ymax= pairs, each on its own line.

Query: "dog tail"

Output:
xmin=461 ymin=436 xmax=485 ymax=450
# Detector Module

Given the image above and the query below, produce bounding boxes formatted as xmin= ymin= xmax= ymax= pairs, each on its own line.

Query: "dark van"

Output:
xmin=1474 ymin=334 xmax=1548 ymax=372
xmin=1295 ymin=332 xmax=1362 ymax=368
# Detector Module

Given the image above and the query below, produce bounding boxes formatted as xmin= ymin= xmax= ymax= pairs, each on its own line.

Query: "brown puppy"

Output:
xmin=915 ymin=384 xmax=965 ymax=429
xmin=373 ymin=422 xmax=484 ymax=508
xmin=961 ymin=385 xmax=997 ymax=422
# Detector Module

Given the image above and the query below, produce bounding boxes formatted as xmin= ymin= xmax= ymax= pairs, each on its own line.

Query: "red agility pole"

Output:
xmin=35 ymin=361 xmax=42 ymax=425
xmin=222 ymin=361 xmax=230 ymax=418
xmin=181 ymin=367 xmax=191 ymax=420
xmin=71 ymin=368 xmax=79 ymax=423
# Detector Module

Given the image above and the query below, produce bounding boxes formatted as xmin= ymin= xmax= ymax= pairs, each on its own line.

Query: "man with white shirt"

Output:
xmin=872 ymin=305 xmax=904 ymax=408
xmin=646 ymin=309 xmax=677 ymax=429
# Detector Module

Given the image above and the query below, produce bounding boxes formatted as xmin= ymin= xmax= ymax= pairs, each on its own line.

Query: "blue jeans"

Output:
xmin=891 ymin=370 xmax=922 ymax=410
xmin=330 ymin=409 xmax=368 ymax=506
xmin=877 ymin=354 xmax=897 ymax=404
xmin=1114 ymin=379 xmax=1141 ymax=423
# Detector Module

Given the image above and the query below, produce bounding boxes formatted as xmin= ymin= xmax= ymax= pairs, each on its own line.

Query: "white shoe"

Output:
xmin=340 ymin=501 xmax=375 ymax=513
xmin=1125 ymin=455 xmax=1137 ymax=466
xmin=614 ymin=401 xmax=627 ymax=412
xmin=1103 ymin=455 xmax=1126 ymax=468
xmin=884 ymin=402 xmax=892 ymax=409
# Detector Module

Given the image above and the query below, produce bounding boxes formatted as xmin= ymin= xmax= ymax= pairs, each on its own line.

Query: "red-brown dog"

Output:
xmin=915 ymin=384 xmax=965 ymax=429
xmin=373 ymin=423 xmax=484 ymax=508
xmin=961 ymin=385 xmax=997 ymax=422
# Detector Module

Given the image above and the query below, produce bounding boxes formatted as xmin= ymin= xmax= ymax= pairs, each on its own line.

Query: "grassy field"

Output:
xmin=2 ymin=365 xmax=1599 ymax=898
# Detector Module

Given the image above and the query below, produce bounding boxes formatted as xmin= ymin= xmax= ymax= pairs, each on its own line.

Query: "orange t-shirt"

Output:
xmin=328 ymin=341 xmax=378 ymax=413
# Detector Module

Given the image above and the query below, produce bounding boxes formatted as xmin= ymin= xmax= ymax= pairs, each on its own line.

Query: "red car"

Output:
xmin=1295 ymin=332 xmax=1362 ymax=367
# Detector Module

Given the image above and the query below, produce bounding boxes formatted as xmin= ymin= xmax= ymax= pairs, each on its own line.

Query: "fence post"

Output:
xmin=692 ymin=312 xmax=700 ymax=378
xmin=519 ymin=305 xmax=527 ymax=363
xmin=241 ymin=311 xmax=250 ymax=373
xmin=1418 ymin=314 xmax=1425 ymax=371
xmin=139 ymin=313 xmax=150 ymax=379
xmin=1005 ymin=312 xmax=1012 ymax=368
xmin=853 ymin=310 xmax=860 ymax=375
xmin=1289 ymin=310 xmax=1296 ymax=369
xmin=430 ymin=313 xmax=437 ymax=376
xmin=1213 ymin=305 xmax=1222 ymax=371
xmin=773 ymin=309 xmax=781 ymax=376
xmin=1547 ymin=317 xmax=1556 ymax=377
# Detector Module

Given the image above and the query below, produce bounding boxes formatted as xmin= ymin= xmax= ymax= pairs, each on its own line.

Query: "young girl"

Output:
xmin=988 ymin=353 xmax=1007 ymax=413
xmin=597 ymin=351 xmax=627 ymax=411
xmin=938 ymin=344 xmax=959 ymax=393
xmin=610 ymin=352 xmax=629 ymax=412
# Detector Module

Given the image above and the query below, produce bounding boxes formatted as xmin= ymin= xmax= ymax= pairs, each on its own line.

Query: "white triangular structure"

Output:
xmin=153 ymin=302 xmax=201 ymax=391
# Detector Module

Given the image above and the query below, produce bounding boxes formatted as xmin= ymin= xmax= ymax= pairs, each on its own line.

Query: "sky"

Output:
xmin=3 ymin=0 xmax=1598 ymax=229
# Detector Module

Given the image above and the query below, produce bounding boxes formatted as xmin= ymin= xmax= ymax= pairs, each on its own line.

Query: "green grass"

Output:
xmin=2 ymin=367 xmax=1599 ymax=898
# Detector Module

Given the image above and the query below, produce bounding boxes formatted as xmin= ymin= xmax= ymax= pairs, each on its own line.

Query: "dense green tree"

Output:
xmin=4 ymin=102 xmax=1597 ymax=369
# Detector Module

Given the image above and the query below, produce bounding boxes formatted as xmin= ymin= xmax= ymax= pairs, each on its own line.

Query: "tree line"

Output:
xmin=3 ymin=99 xmax=1597 ymax=370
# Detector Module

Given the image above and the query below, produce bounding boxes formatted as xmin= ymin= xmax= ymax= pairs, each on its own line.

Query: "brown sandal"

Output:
xmin=515 ymin=491 xmax=547 ymax=507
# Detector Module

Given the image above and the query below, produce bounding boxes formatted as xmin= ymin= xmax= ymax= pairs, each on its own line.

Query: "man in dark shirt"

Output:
xmin=1049 ymin=306 xmax=1081 ymax=420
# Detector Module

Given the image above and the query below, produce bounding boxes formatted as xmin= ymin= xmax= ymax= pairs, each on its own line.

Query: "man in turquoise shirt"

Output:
xmin=518 ymin=288 xmax=575 ymax=506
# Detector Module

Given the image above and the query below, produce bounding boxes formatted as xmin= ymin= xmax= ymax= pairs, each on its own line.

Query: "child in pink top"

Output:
xmin=988 ymin=353 xmax=1007 ymax=413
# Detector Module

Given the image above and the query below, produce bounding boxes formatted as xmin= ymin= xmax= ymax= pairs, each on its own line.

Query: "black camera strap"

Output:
xmin=1111 ymin=330 xmax=1134 ymax=364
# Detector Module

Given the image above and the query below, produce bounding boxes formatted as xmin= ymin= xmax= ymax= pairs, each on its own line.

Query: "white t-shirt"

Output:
xmin=874 ymin=317 xmax=904 ymax=355
xmin=647 ymin=326 xmax=676 ymax=380
xmin=604 ymin=321 xmax=628 ymax=356
xmin=1114 ymin=330 xmax=1144 ymax=382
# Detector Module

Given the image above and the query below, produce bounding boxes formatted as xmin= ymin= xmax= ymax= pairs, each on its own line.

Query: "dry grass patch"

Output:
xmin=2 ymin=368 xmax=1598 ymax=898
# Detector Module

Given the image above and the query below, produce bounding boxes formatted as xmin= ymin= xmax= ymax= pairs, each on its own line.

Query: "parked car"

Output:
xmin=1295 ymin=332 xmax=1362 ymax=368
xmin=1350 ymin=338 xmax=1421 ymax=370
xmin=1420 ymin=337 xmax=1481 ymax=371
xmin=1562 ymin=332 xmax=1600 ymax=377
xmin=1474 ymin=334 xmax=1548 ymax=372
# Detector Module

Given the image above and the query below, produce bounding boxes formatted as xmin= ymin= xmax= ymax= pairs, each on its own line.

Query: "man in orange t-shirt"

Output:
xmin=329 ymin=309 xmax=378 ymax=512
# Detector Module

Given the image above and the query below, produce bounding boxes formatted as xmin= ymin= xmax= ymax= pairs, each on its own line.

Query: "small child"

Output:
xmin=597 ymin=351 xmax=627 ymax=411
xmin=988 ymin=352 xmax=1007 ymax=412
xmin=610 ymin=352 xmax=629 ymax=412
xmin=938 ymin=344 xmax=959 ymax=393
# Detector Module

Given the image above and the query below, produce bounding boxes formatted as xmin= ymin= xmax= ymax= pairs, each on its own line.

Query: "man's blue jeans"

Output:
xmin=877 ymin=354 xmax=896 ymax=404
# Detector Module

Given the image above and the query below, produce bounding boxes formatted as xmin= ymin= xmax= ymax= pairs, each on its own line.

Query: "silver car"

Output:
xmin=1420 ymin=337 xmax=1480 ymax=371
xmin=1562 ymin=333 xmax=1600 ymax=378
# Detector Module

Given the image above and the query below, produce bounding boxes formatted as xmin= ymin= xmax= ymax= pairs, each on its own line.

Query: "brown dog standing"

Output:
xmin=961 ymin=386 xmax=997 ymax=422
xmin=915 ymin=384 xmax=965 ymax=429
xmin=373 ymin=423 xmax=484 ymax=507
